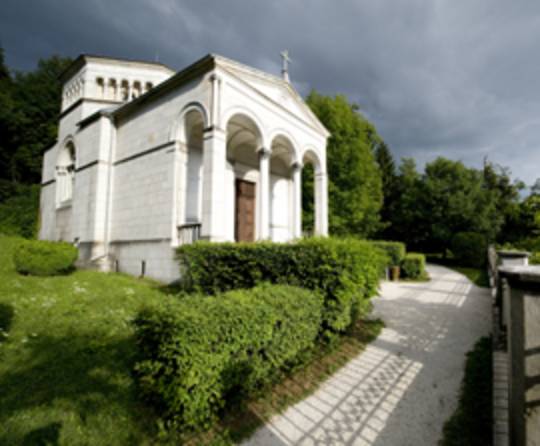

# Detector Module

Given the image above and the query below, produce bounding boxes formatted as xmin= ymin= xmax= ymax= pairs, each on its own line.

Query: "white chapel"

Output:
xmin=39 ymin=53 xmax=329 ymax=282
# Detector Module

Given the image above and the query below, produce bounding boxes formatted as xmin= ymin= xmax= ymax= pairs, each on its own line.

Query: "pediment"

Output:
xmin=217 ymin=58 xmax=329 ymax=137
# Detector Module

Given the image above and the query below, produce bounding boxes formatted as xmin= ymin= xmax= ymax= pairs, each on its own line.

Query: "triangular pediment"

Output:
xmin=215 ymin=56 xmax=329 ymax=137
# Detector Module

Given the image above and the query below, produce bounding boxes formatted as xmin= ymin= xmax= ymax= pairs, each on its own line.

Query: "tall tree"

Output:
xmin=374 ymin=141 xmax=397 ymax=233
xmin=306 ymin=91 xmax=383 ymax=237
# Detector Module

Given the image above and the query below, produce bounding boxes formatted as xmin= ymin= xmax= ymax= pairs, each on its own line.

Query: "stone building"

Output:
xmin=39 ymin=54 xmax=329 ymax=282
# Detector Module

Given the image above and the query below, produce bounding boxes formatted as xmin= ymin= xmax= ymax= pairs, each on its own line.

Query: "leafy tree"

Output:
xmin=306 ymin=91 xmax=383 ymax=237
xmin=374 ymin=141 xmax=398 ymax=234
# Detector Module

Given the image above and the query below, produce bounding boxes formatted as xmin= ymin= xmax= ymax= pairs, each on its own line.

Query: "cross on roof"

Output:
xmin=280 ymin=50 xmax=291 ymax=82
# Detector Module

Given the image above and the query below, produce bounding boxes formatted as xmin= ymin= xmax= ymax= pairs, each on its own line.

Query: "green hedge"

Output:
xmin=451 ymin=232 xmax=487 ymax=268
xmin=177 ymin=238 xmax=386 ymax=338
xmin=13 ymin=239 xmax=78 ymax=276
xmin=370 ymin=241 xmax=406 ymax=267
xmin=401 ymin=253 xmax=426 ymax=279
xmin=133 ymin=284 xmax=323 ymax=430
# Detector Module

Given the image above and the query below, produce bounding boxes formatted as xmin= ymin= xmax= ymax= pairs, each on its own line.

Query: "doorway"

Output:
xmin=235 ymin=179 xmax=256 ymax=242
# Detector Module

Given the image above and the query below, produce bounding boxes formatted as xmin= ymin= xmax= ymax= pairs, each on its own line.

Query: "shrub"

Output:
xmin=401 ymin=253 xmax=426 ymax=279
xmin=370 ymin=241 xmax=406 ymax=267
xmin=530 ymin=252 xmax=540 ymax=265
xmin=133 ymin=284 xmax=323 ymax=430
xmin=177 ymin=238 xmax=386 ymax=338
xmin=13 ymin=239 xmax=78 ymax=276
xmin=451 ymin=232 xmax=487 ymax=268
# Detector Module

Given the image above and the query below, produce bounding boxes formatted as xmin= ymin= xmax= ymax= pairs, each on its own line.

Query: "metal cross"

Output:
xmin=280 ymin=50 xmax=291 ymax=81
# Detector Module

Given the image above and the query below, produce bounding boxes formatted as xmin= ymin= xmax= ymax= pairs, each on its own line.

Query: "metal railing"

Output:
xmin=177 ymin=223 xmax=201 ymax=245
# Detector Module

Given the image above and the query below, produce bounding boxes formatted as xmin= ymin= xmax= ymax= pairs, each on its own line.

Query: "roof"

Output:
xmin=59 ymin=54 xmax=175 ymax=83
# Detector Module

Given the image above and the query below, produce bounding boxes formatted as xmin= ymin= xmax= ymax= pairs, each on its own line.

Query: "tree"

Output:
xmin=374 ymin=141 xmax=398 ymax=234
xmin=306 ymin=91 xmax=383 ymax=237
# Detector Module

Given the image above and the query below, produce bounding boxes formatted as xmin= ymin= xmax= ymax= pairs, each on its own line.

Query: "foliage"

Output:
xmin=177 ymin=238 xmax=386 ymax=338
xmin=440 ymin=337 xmax=492 ymax=446
xmin=0 ymin=180 xmax=40 ymax=238
xmin=301 ymin=163 xmax=315 ymax=234
xmin=133 ymin=284 xmax=323 ymax=431
xmin=530 ymin=252 xmax=540 ymax=265
xmin=0 ymin=235 xmax=176 ymax=445
xmin=0 ymin=49 xmax=72 ymax=184
xmin=370 ymin=240 xmax=406 ymax=267
xmin=400 ymin=253 xmax=426 ymax=279
xmin=13 ymin=239 xmax=78 ymax=276
xmin=450 ymin=232 xmax=487 ymax=268
xmin=306 ymin=91 xmax=383 ymax=237
xmin=374 ymin=142 xmax=398 ymax=233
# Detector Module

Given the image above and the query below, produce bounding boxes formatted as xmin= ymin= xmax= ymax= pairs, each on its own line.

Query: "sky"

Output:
xmin=2 ymin=0 xmax=540 ymax=185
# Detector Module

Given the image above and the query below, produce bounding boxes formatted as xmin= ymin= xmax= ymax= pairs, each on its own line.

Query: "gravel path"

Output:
xmin=243 ymin=264 xmax=492 ymax=446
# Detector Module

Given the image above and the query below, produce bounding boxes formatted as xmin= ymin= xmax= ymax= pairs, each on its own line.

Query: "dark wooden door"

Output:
xmin=235 ymin=179 xmax=256 ymax=242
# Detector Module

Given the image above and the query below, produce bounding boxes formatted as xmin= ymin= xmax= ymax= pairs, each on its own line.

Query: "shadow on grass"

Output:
xmin=0 ymin=302 xmax=14 ymax=339
xmin=0 ymin=333 xmax=157 ymax=445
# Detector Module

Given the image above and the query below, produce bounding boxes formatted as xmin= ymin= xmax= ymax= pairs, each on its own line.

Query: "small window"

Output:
xmin=108 ymin=79 xmax=118 ymax=101
xmin=96 ymin=77 xmax=105 ymax=98
xmin=145 ymin=82 xmax=153 ymax=92
xmin=121 ymin=80 xmax=129 ymax=101
xmin=132 ymin=81 xmax=142 ymax=99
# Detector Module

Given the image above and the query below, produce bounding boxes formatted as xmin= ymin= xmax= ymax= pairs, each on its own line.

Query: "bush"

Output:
xmin=177 ymin=238 xmax=386 ymax=338
xmin=401 ymin=253 xmax=426 ymax=279
xmin=370 ymin=241 xmax=406 ymax=267
xmin=133 ymin=284 xmax=323 ymax=430
xmin=530 ymin=252 xmax=540 ymax=265
xmin=13 ymin=239 xmax=78 ymax=276
xmin=451 ymin=232 xmax=487 ymax=267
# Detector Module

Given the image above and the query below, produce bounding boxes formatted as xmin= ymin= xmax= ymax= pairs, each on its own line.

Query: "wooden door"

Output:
xmin=235 ymin=179 xmax=256 ymax=242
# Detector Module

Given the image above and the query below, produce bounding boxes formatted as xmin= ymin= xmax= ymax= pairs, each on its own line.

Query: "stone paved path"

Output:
xmin=244 ymin=264 xmax=492 ymax=445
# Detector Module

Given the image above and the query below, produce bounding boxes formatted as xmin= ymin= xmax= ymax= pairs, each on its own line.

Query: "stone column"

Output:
xmin=291 ymin=162 xmax=302 ymax=239
xmin=201 ymin=127 xmax=226 ymax=241
xmin=314 ymin=170 xmax=328 ymax=236
xmin=258 ymin=147 xmax=271 ymax=240
xmin=498 ymin=265 xmax=540 ymax=446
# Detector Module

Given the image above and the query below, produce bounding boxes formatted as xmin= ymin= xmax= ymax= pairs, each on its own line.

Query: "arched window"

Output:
xmin=132 ymin=81 xmax=142 ymax=99
xmin=145 ymin=81 xmax=153 ymax=93
xmin=120 ymin=80 xmax=129 ymax=101
xmin=107 ymin=79 xmax=117 ymax=101
xmin=96 ymin=77 xmax=105 ymax=98
xmin=56 ymin=142 xmax=76 ymax=206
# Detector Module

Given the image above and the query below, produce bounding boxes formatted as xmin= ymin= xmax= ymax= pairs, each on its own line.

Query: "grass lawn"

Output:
xmin=0 ymin=235 xmax=383 ymax=445
xmin=0 ymin=236 xmax=166 ymax=445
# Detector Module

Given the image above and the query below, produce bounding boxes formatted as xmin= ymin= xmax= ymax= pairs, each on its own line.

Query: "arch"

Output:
xmin=56 ymin=138 xmax=76 ymax=205
xmin=269 ymin=130 xmax=300 ymax=166
xmin=169 ymin=101 xmax=209 ymax=142
xmin=301 ymin=146 xmax=324 ymax=174
xmin=222 ymin=106 xmax=267 ymax=148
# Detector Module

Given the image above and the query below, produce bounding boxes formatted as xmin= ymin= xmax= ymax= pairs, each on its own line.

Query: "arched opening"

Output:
xmin=120 ymin=80 xmax=129 ymax=101
xmin=182 ymin=109 xmax=204 ymax=225
xmin=302 ymin=149 xmax=322 ymax=236
xmin=96 ymin=77 xmax=105 ymax=98
xmin=144 ymin=82 xmax=153 ymax=93
xmin=107 ymin=79 xmax=117 ymax=101
xmin=56 ymin=141 xmax=76 ymax=206
xmin=132 ymin=81 xmax=142 ymax=99
xmin=269 ymin=134 xmax=296 ymax=241
xmin=225 ymin=113 xmax=263 ymax=242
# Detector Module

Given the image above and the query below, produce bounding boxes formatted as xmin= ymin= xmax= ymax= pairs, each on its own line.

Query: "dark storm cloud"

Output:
xmin=2 ymin=0 xmax=539 ymax=183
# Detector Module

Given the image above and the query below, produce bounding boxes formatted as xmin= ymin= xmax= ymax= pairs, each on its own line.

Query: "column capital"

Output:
xmin=291 ymin=161 xmax=303 ymax=171
xmin=210 ymin=73 xmax=222 ymax=83
xmin=258 ymin=146 xmax=272 ymax=158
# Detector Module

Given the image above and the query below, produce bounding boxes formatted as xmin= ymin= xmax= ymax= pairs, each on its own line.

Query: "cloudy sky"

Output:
xmin=2 ymin=0 xmax=539 ymax=184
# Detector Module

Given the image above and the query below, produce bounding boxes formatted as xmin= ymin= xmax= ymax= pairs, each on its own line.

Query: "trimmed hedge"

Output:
xmin=133 ymin=284 xmax=323 ymax=430
xmin=451 ymin=232 xmax=487 ymax=268
xmin=177 ymin=238 xmax=387 ymax=338
xmin=401 ymin=253 xmax=426 ymax=279
xmin=370 ymin=241 xmax=406 ymax=267
xmin=13 ymin=239 xmax=78 ymax=276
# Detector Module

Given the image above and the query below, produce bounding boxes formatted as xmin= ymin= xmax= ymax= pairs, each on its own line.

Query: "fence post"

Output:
xmin=498 ymin=266 xmax=540 ymax=446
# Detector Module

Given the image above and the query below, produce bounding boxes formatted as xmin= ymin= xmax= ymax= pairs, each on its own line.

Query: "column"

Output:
xmin=201 ymin=127 xmax=226 ymax=241
xmin=314 ymin=170 xmax=328 ymax=236
xmin=258 ymin=147 xmax=271 ymax=240
xmin=292 ymin=162 xmax=302 ymax=239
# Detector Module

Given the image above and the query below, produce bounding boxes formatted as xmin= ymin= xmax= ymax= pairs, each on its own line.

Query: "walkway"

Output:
xmin=244 ymin=264 xmax=492 ymax=445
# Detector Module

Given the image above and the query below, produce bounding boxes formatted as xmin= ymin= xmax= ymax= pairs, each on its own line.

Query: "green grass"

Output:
xmin=440 ymin=336 xmax=493 ymax=445
xmin=0 ymin=236 xmax=167 ymax=445
xmin=0 ymin=236 xmax=384 ymax=445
